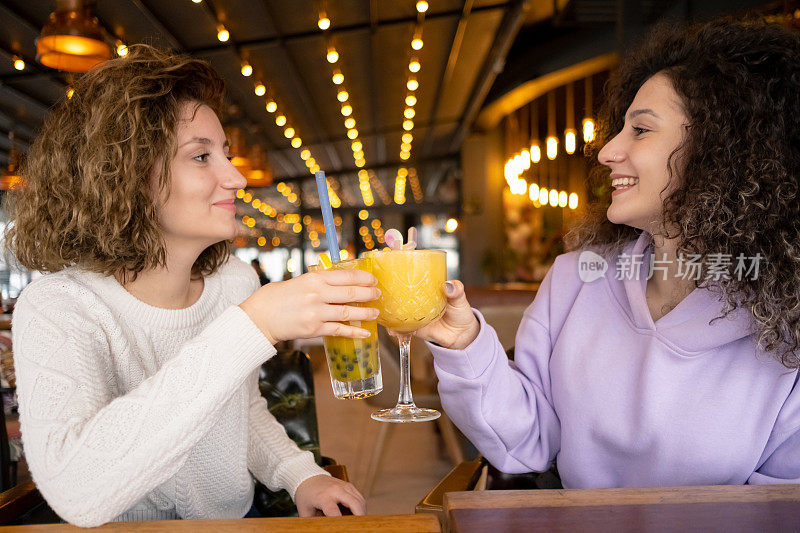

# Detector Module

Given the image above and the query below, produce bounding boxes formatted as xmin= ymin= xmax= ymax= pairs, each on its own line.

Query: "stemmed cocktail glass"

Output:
xmin=370 ymin=249 xmax=447 ymax=423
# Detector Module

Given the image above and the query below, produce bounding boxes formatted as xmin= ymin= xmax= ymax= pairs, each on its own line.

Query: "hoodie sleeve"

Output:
xmin=427 ymin=260 xmax=567 ymax=474
xmin=747 ymin=373 xmax=800 ymax=484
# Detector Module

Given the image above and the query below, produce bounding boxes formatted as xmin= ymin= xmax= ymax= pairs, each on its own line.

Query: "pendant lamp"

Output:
xmin=37 ymin=0 xmax=112 ymax=72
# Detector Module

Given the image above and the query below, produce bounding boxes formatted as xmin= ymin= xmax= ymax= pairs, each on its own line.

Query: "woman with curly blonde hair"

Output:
xmin=412 ymin=19 xmax=800 ymax=487
xmin=5 ymin=45 xmax=374 ymax=526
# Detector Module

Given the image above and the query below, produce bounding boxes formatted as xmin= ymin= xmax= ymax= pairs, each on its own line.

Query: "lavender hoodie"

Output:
xmin=429 ymin=232 xmax=800 ymax=487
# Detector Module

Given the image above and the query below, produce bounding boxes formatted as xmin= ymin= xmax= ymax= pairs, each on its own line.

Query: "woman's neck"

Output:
xmin=117 ymin=246 xmax=205 ymax=310
xmin=645 ymin=234 xmax=696 ymax=321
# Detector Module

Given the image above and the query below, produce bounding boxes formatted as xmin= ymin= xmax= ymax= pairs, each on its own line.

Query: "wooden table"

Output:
xmin=443 ymin=485 xmax=800 ymax=533
xmin=0 ymin=514 xmax=440 ymax=532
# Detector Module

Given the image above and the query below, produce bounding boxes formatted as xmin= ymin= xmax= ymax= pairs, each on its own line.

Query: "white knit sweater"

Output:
xmin=12 ymin=256 xmax=328 ymax=527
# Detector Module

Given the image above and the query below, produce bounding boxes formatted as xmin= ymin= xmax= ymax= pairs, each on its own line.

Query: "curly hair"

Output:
xmin=4 ymin=44 xmax=230 ymax=280
xmin=566 ymin=19 xmax=800 ymax=368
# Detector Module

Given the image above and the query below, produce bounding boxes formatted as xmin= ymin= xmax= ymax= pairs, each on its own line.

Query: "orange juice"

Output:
xmin=309 ymin=257 xmax=382 ymax=399
xmin=370 ymin=249 xmax=447 ymax=333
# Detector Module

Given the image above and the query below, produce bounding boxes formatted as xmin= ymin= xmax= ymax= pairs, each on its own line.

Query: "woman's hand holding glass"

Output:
xmin=414 ymin=280 xmax=481 ymax=351
xmin=239 ymin=270 xmax=380 ymax=346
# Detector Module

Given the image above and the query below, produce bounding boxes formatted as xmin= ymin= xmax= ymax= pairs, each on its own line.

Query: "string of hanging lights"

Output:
xmin=502 ymin=76 xmax=598 ymax=211
xmin=316 ymin=5 xmax=371 ymax=209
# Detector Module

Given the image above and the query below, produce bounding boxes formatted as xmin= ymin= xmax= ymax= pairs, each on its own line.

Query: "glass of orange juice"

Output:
xmin=369 ymin=249 xmax=446 ymax=422
xmin=309 ymin=257 xmax=382 ymax=399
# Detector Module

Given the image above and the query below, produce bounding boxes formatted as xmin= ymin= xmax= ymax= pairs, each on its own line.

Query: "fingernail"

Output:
xmin=360 ymin=329 xmax=371 ymax=338
xmin=444 ymin=281 xmax=455 ymax=295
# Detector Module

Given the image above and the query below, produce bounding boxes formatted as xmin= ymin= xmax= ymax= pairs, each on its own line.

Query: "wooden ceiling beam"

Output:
xmin=421 ymin=0 xmax=474 ymax=160
xmin=188 ymin=4 xmax=507 ymax=55
xmin=253 ymin=0 xmax=343 ymax=172
xmin=367 ymin=0 xmax=385 ymax=166
xmin=449 ymin=0 xmax=529 ymax=152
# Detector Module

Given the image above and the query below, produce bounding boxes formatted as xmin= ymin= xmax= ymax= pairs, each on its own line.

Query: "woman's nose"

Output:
xmin=223 ymin=161 xmax=247 ymax=189
xmin=598 ymin=135 xmax=625 ymax=165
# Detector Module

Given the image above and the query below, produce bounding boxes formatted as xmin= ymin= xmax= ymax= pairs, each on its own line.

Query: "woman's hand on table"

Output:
xmin=294 ymin=474 xmax=367 ymax=517
xmin=414 ymin=280 xmax=480 ymax=350
xmin=239 ymin=270 xmax=380 ymax=346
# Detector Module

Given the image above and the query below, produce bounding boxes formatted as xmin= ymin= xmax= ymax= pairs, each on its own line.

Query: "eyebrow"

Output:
xmin=627 ymin=109 xmax=660 ymax=120
xmin=180 ymin=137 xmax=230 ymax=149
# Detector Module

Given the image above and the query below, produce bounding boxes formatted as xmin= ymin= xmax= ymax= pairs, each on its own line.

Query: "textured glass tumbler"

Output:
xmin=309 ymin=258 xmax=382 ymax=399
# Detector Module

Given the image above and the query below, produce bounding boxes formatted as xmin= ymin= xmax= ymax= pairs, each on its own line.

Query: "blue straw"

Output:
xmin=314 ymin=171 xmax=341 ymax=262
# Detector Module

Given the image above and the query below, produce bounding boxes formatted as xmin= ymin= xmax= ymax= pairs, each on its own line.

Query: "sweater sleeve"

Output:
xmin=246 ymin=372 xmax=328 ymax=499
xmin=427 ymin=264 xmax=562 ymax=474
xmin=13 ymin=286 xmax=274 ymax=527
xmin=747 ymin=373 xmax=800 ymax=484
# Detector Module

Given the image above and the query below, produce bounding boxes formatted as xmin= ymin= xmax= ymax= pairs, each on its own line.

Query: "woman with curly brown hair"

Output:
xmin=414 ymin=19 xmax=800 ymax=487
xmin=5 ymin=45 xmax=374 ymax=526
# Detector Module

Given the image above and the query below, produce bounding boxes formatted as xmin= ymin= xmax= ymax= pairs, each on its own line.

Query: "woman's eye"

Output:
xmin=193 ymin=153 xmax=210 ymax=163
xmin=632 ymin=126 xmax=650 ymax=135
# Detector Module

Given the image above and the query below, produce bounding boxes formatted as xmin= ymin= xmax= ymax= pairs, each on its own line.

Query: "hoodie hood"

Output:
xmin=604 ymin=231 xmax=753 ymax=353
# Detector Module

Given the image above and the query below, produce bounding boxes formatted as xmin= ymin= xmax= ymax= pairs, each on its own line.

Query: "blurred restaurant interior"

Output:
xmin=0 ymin=0 xmax=798 ymax=524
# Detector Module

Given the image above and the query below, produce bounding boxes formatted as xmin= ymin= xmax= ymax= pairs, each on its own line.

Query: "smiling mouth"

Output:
xmin=611 ymin=177 xmax=639 ymax=190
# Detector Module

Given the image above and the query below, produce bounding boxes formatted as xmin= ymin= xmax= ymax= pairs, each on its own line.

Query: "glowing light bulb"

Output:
xmin=341 ymin=104 xmax=353 ymax=116
xmin=217 ymin=25 xmax=229 ymax=42
xmin=530 ymin=144 xmax=541 ymax=163
xmin=539 ymin=188 xmax=549 ymax=206
xmin=332 ymin=69 xmax=344 ymax=85
xmin=284 ymin=127 xmax=295 ymax=138
xmin=565 ymin=129 xmax=577 ymax=154
xmin=558 ymin=191 xmax=568 ymax=207
xmin=405 ymin=95 xmax=417 ymax=106
xmin=351 ymin=140 xmax=363 ymax=151
xmin=254 ymin=83 xmax=266 ymax=96
xmin=337 ymin=89 xmax=349 ymax=102
xmin=404 ymin=108 xmax=415 ymax=119
xmin=583 ymin=118 xmax=595 ymax=142
xmin=407 ymin=77 xmax=419 ymax=91
xmin=546 ymin=136 xmax=558 ymax=160
xmin=402 ymin=119 xmax=414 ymax=131
xmin=266 ymin=100 xmax=277 ymax=113
xmin=445 ymin=218 xmax=458 ymax=232
xmin=521 ymin=150 xmax=531 ymax=170
xmin=416 ymin=1 xmax=429 ymax=13
xmin=241 ymin=62 xmax=253 ymax=77
xmin=549 ymin=189 xmax=559 ymax=206
xmin=66 ymin=87 xmax=74 ymax=99
xmin=412 ymin=37 xmax=423 ymax=50
xmin=529 ymin=183 xmax=540 ymax=202
xmin=300 ymin=149 xmax=311 ymax=160
xmin=344 ymin=117 xmax=356 ymax=129
xmin=318 ymin=14 xmax=331 ymax=30
xmin=568 ymin=193 xmax=578 ymax=209
xmin=409 ymin=59 xmax=421 ymax=73
xmin=275 ymin=115 xmax=286 ymax=127
xmin=291 ymin=137 xmax=302 ymax=148
xmin=115 ymin=42 xmax=128 ymax=57
xmin=347 ymin=128 xmax=359 ymax=139
xmin=326 ymin=46 xmax=339 ymax=63
xmin=402 ymin=133 xmax=413 ymax=144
